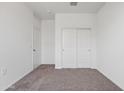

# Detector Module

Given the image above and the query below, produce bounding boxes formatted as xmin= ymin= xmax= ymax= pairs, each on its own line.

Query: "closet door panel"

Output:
xmin=77 ymin=29 xmax=91 ymax=68
xmin=62 ymin=29 xmax=76 ymax=68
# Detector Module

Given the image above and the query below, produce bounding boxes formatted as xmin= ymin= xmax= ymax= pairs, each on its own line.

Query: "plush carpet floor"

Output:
xmin=6 ymin=65 xmax=122 ymax=91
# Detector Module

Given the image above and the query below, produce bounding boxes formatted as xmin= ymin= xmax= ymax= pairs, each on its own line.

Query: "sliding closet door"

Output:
xmin=62 ymin=29 xmax=76 ymax=68
xmin=77 ymin=29 xmax=91 ymax=68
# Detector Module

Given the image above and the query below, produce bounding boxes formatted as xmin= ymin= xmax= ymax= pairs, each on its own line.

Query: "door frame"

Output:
xmin=61 ymin=27 xmax=92 ymax=68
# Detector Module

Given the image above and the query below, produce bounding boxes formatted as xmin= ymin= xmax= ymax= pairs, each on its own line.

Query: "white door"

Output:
xmin=77 ymin=29 xmax=91 ymax=68
xmin=62 ymin=28 xmax=91 ymax=68
xmin=62 ymin=29 xmax=76 ymax=68
xmin=33 ymin=26 xmax=41 ymax=69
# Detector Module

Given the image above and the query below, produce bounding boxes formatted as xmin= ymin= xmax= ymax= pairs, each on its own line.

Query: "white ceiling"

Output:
xmin=26 ymin=2 xmax=105 ymax=20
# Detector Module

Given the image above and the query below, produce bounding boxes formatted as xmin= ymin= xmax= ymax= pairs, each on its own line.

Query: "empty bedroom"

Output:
xmin=0 ymin=0 xmax=124 ymax=91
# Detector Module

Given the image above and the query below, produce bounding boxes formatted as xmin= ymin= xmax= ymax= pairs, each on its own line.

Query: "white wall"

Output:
xmin=97 ymin=3 xmax=124 ymax=89
xmin=0 ymin=3 xmax=33 ymax=90
xmin=41 ymin=20 xmax=55 ymax=64
xmin=55 ymin=14 xmax=97 ymax=69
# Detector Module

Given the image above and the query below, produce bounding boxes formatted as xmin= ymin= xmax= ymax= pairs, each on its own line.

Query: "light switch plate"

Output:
xmin=1 ymin=67 xmax=7 ymax=76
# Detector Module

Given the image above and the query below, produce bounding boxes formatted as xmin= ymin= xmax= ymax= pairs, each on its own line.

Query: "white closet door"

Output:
xmin=62 ymin=29 xmax=76 ymax=68
xmin=77 ymin=29 xmax=91 ymax=68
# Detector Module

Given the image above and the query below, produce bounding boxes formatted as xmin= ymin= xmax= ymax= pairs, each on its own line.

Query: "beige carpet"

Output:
xmin=6 ymin=65 xmax=122 ymax=91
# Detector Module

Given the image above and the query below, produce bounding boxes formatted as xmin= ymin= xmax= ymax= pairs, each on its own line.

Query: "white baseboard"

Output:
xmin=1 ymin=68 xmax=33 ymax=91
xmin=97 ymin=67 xmax=123 ymax=90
